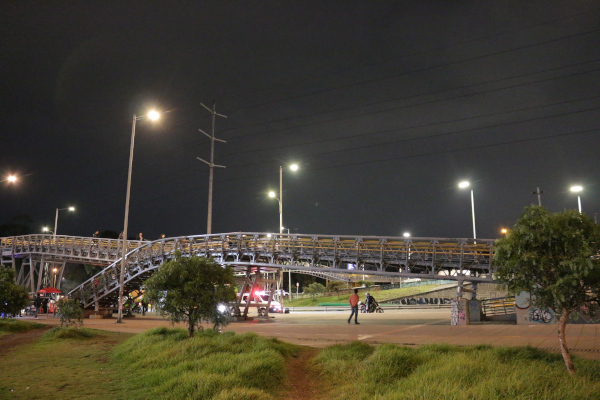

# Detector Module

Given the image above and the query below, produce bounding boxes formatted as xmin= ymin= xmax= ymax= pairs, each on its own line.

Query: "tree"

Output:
xmin=327 ymin=281 xmax=346 ymax=299
xmin=0 ymin=266 xmax=30 ymax=317
xmin=144 ymin=252 xmax=236 ymax=338
xmin=56 ymin=298 xmax=83 ymax=327
xmin=494 ymin=206 xmax=600 ymax=374
xmin=304 ymin=282 xmax=326 ymax=299
xmin=358 ymin=280 xmax=374 ymax=288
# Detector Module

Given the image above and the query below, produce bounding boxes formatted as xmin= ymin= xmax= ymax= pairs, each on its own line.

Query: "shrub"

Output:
xmin=56 ymin=298 xmax=83 ymax=327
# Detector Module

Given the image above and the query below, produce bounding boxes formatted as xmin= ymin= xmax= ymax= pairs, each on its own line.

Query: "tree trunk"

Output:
xmin=558 ymin=307 xmax=575 ymax=374
xmin=188 ymin=322 xmax=195 ymax=338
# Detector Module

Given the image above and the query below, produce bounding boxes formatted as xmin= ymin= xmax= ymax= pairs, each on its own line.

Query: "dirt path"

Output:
xmin=0 ymin=326 xmax=52 ymax=357
xmin=284 ymin=347 xmax=325 ymax=400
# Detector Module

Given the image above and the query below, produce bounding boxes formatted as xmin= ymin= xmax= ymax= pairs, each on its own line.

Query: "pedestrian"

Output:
xmin=34 ymin=295 xmax=40 ymax=319
xmin=92 ymin=230 xmax=99 ymax=249
xmin=138 ymin=233 xmax=144 ymax=241
xmin=348 ymin=289 xmax=360 ymax=324
xmin=118 ymin=231 xmax=124 ymax=240
xmin=159 ymin=234 xmax=165 ymax=239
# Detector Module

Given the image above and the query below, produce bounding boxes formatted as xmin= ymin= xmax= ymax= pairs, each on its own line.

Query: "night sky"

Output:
xmin=1 ymin=1 xmax=599 ymax=240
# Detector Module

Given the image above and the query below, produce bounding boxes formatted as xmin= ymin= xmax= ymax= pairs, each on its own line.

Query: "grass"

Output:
xmin=2 ymin=325 xmax=599 ymax=399
xmin=0 ymin=327 xmax=135 ymax=400
xmin=0 ymin=318 xmax=45 ymax=337
xmin=111 ymin=327 xmax=301 ymax=399
xmin=286 ymin=284 xmax=442 ymax=307
xmin=313 ymin=342 xmax=600 ymax=399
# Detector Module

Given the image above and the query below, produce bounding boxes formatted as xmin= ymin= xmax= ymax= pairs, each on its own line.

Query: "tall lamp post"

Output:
xmin=117 ymin=110 xmax=160 ymax=324
xmin=458 ymin=181 xmax=477 ymax=240
xmin=570 ymin=185 xmax=583 ymax=213
xmin=269 ymin=163 xmax=298 ymax=299
xmin=54 ymin=206 xmax=75 ymax=236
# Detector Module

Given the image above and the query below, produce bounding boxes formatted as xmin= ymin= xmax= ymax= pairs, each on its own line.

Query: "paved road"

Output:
xmin=22 ymin=309 xmax=600 ymax=359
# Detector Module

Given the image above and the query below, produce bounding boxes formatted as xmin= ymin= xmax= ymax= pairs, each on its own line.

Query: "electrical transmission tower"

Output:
xmin=197 ymin=101 xmax=227 ymax=234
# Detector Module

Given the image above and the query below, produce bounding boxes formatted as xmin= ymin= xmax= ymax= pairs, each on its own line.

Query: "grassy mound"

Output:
xmin=0 ymin=318 xmax=45 ymax=334
xmin=42 ymin=326 xmax=101 ymax=340
xmin=113 ymin=327 xmax=300 ymax=399
xmin=286 ymin=284 xmax=442 ymax=307
xmin=313 ymin=342 xmax=600 ymax=399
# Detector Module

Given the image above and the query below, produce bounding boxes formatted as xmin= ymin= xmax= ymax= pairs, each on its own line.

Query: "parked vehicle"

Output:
xmin=236 ymin=292 xmax=289 ymax=315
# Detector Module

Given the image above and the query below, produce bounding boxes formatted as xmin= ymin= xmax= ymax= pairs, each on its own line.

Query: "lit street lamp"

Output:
xmin=269 ymin=163 xmax=299 ymax=301
xmin=53 ymin=267 xmax=58 ymax=288
xmin=403 ymin=232 xmax=410 ymax=238
xmin=570 ymin=185 xmax=583 ymax=213
xmin=42 ymin=227 xmax=53 ymax=234
xmin=5 ymin=174 xmax=17 ymax=183
xmin=458 ymin=181 xmax=477 ymax=239
xmin=54 ymin=206 xmax=75 ymax=236
xmin=118 ymin=110 xmax=161 ymax=324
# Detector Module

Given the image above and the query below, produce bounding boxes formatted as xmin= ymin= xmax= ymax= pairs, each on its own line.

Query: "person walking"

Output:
xmin=348 ymin=289 xmax=360 ymax=324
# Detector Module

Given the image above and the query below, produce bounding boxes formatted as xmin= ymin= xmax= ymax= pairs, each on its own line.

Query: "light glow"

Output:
xmin=68 ymin=206 xmax=75 ymax=211
xmin=290 ymin=164 xmax=299 ymax=172
xmin=403 ymin=232 xmax=410 ymax=237
xmin=570 ymin=185 xmax=583 ymax=193
xmin=458 ymin=181 xmax=470 ymax=189
xmin=7 ymin=175 xmax=17 ymax=183
xmin=268 ymin=191 xmax=276 ymax=198
xmin=147 ymin=110 xmax=160 ymax=121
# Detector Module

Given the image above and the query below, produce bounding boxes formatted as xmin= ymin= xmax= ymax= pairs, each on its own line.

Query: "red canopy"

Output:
xmin=38 ymin=287 xmax=62 ymax=294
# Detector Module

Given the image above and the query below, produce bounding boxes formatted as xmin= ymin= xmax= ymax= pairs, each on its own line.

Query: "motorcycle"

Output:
xmin=360 ymin=300 xmax=383 ymax=313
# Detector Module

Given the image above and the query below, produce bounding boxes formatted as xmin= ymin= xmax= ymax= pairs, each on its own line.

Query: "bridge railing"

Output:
xmin=63 ymin=233 xmax=496 ymax=307
xmin=1 ymin=234 xmax=146 ymax=263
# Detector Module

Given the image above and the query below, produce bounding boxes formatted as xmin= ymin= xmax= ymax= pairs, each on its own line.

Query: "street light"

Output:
xmin=54 ymin=206 xmax=75 ymax=236
xmin=501 ymin=228 xmax=508 ymax=235
xmin=42 ymin=227 xmax=53 ymax=234
xmin=570 ymin=185 xmax=583 ymax=213
xmin=53 ymin=267 xmax=58 ymax=288
xmin=269 ymin=163 xmax=299 ymax=301
xmin=458 ymin=181 xmax=477 ymax=239
xmin=403 ymin=232 xmax=410 ymax=238
xmin=269 ymin=164 xmax=299 ymax=235
xmin=6 ymin=175 xmax=17 ymax=183
xmin=118 ymin=110 xmax=161 ymax=324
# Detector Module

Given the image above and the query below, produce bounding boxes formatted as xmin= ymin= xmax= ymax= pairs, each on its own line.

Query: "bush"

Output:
xmin=56 ymin=298 xmax=83 ymax=327
xmin=42 ymin=326 xmax=98 ymax=340
xmin=0 ymin=319 xmax=45 ymax=333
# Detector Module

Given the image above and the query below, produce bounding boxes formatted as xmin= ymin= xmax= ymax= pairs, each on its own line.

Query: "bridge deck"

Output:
xmin=1 ymin=232 xmax=496 ymax=308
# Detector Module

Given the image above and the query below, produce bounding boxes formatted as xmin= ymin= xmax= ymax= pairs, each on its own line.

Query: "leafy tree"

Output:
xmin=144 ymin=252 xmax=236 ymax=338
xmin=56 ymin=298 xmax=83 ymax=327
xmin=358 ymin=280 xmax=374 ymax=288
xmin=0 ymin=266 xmax=30 ymax=317
xmin=494 ymin=206 xmax=600 ymax=374
xmin=327 ymin=281 xmax=346 ymax=299
xmin=304 ymin=282 xmax=326 ymax=299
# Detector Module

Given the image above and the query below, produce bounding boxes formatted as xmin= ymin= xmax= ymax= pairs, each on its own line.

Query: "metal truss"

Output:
xmin=1 ymin=232 xmax=496 ymax=308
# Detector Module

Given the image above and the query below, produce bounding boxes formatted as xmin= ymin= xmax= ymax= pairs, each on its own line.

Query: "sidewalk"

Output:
xmin=22 ymin=309 xmax=600 ymax=360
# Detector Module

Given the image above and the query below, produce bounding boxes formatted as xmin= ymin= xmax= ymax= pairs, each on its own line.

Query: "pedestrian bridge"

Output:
xmin=0 ymin=233 xmax=496 ymax=308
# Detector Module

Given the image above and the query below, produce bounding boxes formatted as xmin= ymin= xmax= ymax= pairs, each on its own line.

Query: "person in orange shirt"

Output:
xmin=348 ymin=289 xmax=360 ymax=324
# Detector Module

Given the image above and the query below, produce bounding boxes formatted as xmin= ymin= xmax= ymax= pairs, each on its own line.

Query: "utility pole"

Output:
xmin=197 ymin=101 xmax=227 ymax=234
xmin=532 ymin=187 xmax=543 ymax=206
